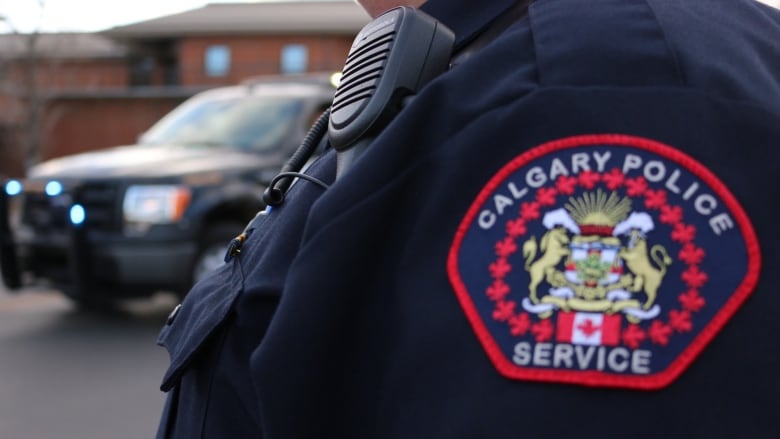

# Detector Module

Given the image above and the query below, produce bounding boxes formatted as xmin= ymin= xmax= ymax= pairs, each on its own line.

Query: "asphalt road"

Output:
xmin=0 ymin=285 xmax=178 ymax=439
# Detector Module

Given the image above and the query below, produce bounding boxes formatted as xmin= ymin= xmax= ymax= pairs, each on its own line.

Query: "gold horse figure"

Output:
xmin=618 ymin=230 xmax=673 ymax=310
xmin=523 ymin=227 xmax=571 ymax=304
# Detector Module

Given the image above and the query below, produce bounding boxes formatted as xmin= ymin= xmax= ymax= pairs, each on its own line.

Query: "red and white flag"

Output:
xmin=556 ymin=312 xmax=621 ymax=346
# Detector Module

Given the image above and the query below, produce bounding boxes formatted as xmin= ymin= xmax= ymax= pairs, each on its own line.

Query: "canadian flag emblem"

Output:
xmin=556 ymin=312 xmax=621 ymax=346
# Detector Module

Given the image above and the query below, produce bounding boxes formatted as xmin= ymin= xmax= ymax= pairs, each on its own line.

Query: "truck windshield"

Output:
xmin=140 ymin=96 xmax=303 ymax=152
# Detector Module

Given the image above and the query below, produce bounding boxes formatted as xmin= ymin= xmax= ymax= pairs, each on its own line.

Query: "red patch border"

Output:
xmin=447 ymin=134 xmax=762 ymax=390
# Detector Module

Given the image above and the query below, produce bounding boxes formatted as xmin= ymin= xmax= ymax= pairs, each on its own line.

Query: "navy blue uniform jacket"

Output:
xmin=156 ymin=0 xmax=780 ymax=437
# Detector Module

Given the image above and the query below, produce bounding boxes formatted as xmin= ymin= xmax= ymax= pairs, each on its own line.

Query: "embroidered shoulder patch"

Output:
xmin=447 ymin=134 xmax=761 ymax=389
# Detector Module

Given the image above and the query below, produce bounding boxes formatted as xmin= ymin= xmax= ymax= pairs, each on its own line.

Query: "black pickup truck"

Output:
xmin=0 ymin=75 xmax=335 ymax=307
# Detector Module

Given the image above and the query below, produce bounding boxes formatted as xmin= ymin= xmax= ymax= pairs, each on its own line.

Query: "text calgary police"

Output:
xmin=477 ymin=150 xmax=735 ymax=236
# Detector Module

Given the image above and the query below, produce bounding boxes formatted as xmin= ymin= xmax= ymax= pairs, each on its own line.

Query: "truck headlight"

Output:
xmin=123 ymin=185 xmax=191 ymax=224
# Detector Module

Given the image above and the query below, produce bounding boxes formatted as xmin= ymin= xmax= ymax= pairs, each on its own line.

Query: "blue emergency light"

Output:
xmin=45 ymin=181 xmax=63 ymax=197
xmin=4 ymin=179 xmax=22 ymax=196
xmin=69 ymin=204 xmax=86 ymax=225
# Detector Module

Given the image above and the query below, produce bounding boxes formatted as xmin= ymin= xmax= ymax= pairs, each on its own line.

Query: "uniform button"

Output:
xmin=166 ymin=304 xmax=182 ymax=325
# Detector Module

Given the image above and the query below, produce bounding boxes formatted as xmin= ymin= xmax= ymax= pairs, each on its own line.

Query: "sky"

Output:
xmin=1 ymin=0 xmax=778 ymax=34
xmin=0 ymin=0 xmax=344 ymax=34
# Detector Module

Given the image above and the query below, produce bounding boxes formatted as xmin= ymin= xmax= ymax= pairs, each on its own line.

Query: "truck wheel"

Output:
xmin=190 ymin=222 xmax=244 ymax=288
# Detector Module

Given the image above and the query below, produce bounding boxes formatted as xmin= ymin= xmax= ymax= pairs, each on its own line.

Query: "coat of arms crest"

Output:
xmin=522 ymin=190 xmax=672 ymax=324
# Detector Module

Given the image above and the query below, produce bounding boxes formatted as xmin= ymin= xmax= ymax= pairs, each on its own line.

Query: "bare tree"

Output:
xmin=0 ymin=0 xmax=47 ymax=174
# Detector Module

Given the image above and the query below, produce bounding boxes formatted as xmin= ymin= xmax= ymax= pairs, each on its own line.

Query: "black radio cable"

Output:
xmin=225 ymin=108 xmax=332 ymax=262
xmin=262 ymin=107 xmax=331 ymax=206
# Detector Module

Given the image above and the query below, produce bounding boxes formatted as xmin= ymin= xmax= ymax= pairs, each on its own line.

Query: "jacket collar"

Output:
xmin=420 ymin=0 xmax=522 ymax=52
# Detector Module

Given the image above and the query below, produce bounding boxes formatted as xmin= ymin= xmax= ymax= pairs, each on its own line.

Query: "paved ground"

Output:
xmin=0 ymin=285 xmax=178 ymax=439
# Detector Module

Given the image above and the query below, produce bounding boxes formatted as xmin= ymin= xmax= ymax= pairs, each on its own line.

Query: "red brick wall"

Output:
xmin=0 ymin=129 xmax=25 ymax=178
xmin=5 ymin=58 xmax=128 ymax=90
xmin=0 ymin=98 xmax=184 ymax=177
xmin=178 ymin=35 xmax=353 ymax=86
xmin=1 ymin=97 xmax=181 ymax=178
xmin=41 ymin=97 xmax=185 ymax=159
xmin=38 ymin=59 xmax=128 ymax=89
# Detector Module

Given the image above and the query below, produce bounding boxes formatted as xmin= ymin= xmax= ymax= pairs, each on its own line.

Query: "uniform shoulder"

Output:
xmin=528 ymin=0 xmax=780 ymax=108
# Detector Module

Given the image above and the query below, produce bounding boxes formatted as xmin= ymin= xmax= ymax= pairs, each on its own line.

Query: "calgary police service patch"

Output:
xmin=447 ymin=134 xmax=761 ymax=389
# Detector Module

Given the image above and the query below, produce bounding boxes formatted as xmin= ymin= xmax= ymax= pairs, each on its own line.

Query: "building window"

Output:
xmin=129 ymin=56 xmax=155 ymax=86
xmin=280 ymin=44 xmax=308 ymax=74
xmin=205 ymin=45 xmax=231 ymax=77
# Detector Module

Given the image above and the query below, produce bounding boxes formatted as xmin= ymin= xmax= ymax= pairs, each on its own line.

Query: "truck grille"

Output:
xmin=78 ymin=182 xmax=119 ymax=231
xmin=22 ymin=192 xmax=70 ymax=231
xmin=21 ymin=182 xmax=120 ymax=232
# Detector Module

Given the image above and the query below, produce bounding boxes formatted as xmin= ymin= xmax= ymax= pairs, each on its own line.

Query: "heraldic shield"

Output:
xmin=448 ymin=134 xmax=761 ymax=389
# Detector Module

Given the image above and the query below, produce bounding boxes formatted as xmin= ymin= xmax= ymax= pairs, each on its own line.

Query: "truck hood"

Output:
xmin=28 ymin=144 xmax=281 ymax=180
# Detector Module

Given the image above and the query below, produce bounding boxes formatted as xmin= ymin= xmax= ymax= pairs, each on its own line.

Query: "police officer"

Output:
xmin=156 ymin=0 xmax=780 ymax=437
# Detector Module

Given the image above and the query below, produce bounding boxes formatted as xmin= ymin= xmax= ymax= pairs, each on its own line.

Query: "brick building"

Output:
xmin=0 ymin=0 xmax=369 ymax=177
